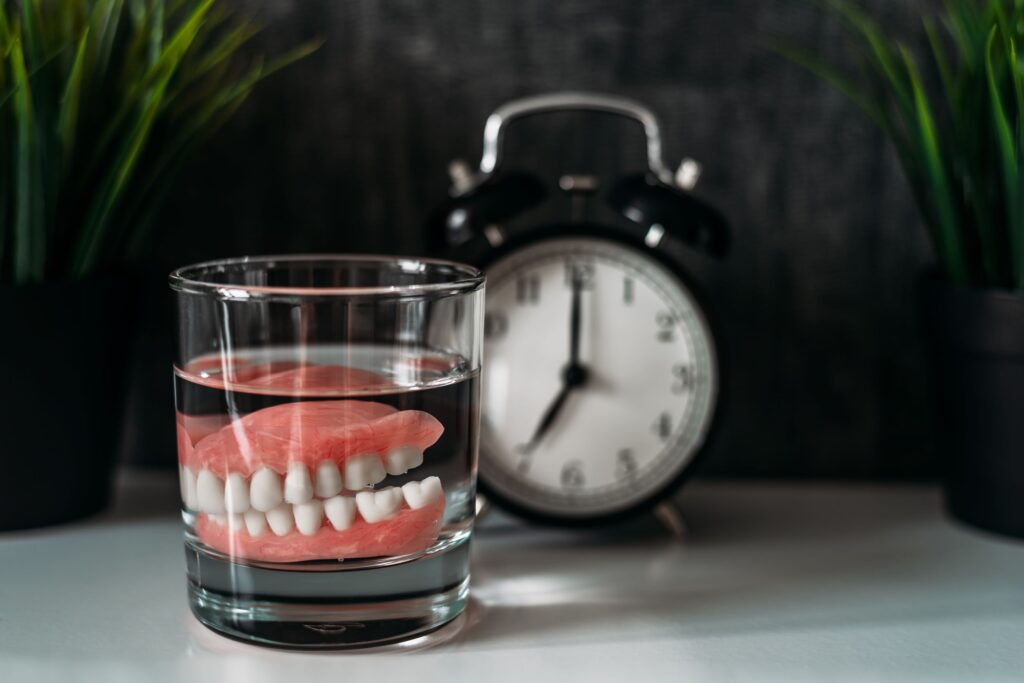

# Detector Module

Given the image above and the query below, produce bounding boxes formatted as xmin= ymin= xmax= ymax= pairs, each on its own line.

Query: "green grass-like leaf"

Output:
xmin=902 ymin=45 xmax=969 ymax=283
xmin=830 ymin=0 xmax=916 ymax=119
xmin=780 ymin=0 xmax=1024 ymax=290
xmin=72 ymin=0 xmax=213 ymax=276
xmin=10 ymin=36 xmax=43 ymax=282
xmin=57 ymin=29 xmax=89 ymax=168
xmin=985 ymin=27 xmax=1023 ymax=285
xmin=0 ymin=0 xmax=318 ymax=284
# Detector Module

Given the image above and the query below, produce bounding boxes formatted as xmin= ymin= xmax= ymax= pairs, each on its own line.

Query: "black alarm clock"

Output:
xmin=430 ymin=92 xmax=729 ymax=527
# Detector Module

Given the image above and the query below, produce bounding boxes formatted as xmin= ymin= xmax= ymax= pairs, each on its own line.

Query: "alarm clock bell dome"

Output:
xmin=607 ymin=173 xmax=730 ymax=259
xmin=431 ymin=171 xmax=546 ymax=249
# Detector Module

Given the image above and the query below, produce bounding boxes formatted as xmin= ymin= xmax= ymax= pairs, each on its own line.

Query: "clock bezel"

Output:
xmin=470 ymin=223 xmax=728 ymax=527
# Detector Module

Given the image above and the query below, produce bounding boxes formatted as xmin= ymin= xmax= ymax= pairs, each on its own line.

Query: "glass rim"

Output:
xmin=168 ymin=254 xmax=485 ymax=300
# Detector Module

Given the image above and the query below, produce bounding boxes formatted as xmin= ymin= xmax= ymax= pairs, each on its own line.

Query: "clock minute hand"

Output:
xmin=568 ymin=267 xmax=583 ymax=367
xmin=522 ymin=271 xmax=588 ymax=455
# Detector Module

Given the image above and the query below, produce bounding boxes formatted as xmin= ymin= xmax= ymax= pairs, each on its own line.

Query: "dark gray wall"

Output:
xmin=151 ymin=0 xmax=939 ymax=478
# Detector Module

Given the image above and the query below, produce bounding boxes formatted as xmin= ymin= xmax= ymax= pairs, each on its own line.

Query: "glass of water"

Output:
xmin=169 ymin=255 xmax=483 ymax=648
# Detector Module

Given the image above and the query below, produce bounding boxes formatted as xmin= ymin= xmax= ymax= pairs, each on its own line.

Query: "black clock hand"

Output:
xmin=521 ymin=268 xmax=589 ymax=454
xmin=521 ymin=382 xmax=573 ymax=454
xmin=568 ymin=267 xmax=583 ymax=368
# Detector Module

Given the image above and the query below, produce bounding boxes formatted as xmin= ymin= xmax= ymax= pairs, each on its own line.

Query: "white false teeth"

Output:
xmin=324 ymin=496 xmax=356 ymax=531
xmin=315 ymin=461 xmax=344 ymax=498
xmin=293 ymin=500 xmax=324 ymax=536
xmin=345 ymin=454 xmax=386 ymax=490
xmin=250 ymin=468 xmax=283 ymax=512
xmin=188 ymin=441 xmax=437 ymax=531
xmin=206 ymin=474 xmax=444 ymax=537
xmin=224 ymin=472 xmax=250 ymax=513
xmin=355 ymin=488 xmax=403 ymax=523
xmin=178 ymin=465 xmax=189 ymax=502
xmin=266 ymin=504 xmax=294 ymax=536
xmin=401 ymin=476 xmax=443 ymax=510
xmin=208 ymin=513 xmax=243 ymax=528
xmin=180 ymin=466 xmax=199 ymax=510
xmin=385 ymin=445 xmax=424 ymax=476
xmin=284 ymin=463 xmax=314 ymax=504
xmin=196 ymin=470 xmax=226 ymax=514
xmin=244 ymin=509 xmax=268 ymax=537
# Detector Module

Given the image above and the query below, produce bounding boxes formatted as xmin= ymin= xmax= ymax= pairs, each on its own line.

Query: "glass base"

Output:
xmin=189 ymin=578 xmax=468 ymax=649
xmin=185 ymin=538 xmax=471 ymax=650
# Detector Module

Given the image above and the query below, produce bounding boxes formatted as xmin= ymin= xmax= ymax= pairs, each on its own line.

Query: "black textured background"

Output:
xmin=140 ymin=0 xmax=940 ymax=478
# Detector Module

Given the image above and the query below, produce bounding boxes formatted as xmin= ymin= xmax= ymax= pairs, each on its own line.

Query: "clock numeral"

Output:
xmin=484 ymin=311 xmax=508 ymax=339
xmin=560 ymin=461 xmax=585 ymax=490
xmin=672 ymin=364 xmax=696 ymax=394
xmin=652 ymin=412 xmax=672 ymax=441
xmin=616 ymin=449 xmax=638 ymax=480
xmin=516 ymin=275 xmax=540 ymax=304
xmin=656 ymin=311 xmax=676 ymax=342
xmin=564 ymin=261 xmax=595 ymax=289
xmin=623 ymin=277 xmax=634 ymax=305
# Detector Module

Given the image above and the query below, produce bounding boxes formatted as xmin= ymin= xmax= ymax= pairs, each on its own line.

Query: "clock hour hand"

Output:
xmin=521 ymin=382 xmax=573 ymax=455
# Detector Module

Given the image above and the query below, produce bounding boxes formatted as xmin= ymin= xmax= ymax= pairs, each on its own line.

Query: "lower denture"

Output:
xmin=196 ymin=491 xmax=446 ymax=562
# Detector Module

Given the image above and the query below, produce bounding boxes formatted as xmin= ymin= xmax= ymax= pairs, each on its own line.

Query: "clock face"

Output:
xmin=479 ymin=236 xmax=718 ymax=519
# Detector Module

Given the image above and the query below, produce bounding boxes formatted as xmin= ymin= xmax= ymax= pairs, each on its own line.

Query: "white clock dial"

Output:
xmin=479 ymin=236 xmax=718 ymax=518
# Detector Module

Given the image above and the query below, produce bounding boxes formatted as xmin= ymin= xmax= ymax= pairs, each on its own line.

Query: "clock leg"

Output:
xmin=653 ymin=500 xmax=689 ymax=542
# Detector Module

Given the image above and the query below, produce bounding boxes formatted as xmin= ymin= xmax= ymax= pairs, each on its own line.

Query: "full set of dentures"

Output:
xmin=177 ymin=397 xmax=447 ymax=562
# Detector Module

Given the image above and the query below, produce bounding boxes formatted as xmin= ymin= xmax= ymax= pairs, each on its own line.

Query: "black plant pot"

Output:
xmin=0 ymin=278 xmax=133 ymax=530
xmin=120 ymin=269 xmax=177 ymax=470
xmin=921 ymin=274 xmax=1024 ymax=539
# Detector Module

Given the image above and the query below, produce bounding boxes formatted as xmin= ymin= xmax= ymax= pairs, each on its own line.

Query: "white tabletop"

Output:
xmin=1 ymin=472 xmax=1022 ymax=682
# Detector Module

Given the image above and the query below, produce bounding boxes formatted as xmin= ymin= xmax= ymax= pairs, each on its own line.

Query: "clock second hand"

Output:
xmin=521 ymin=266 xmax=587 ymax=455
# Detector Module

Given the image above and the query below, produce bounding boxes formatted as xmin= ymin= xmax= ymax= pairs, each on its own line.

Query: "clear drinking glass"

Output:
xmin=169 ymin=255 xmax=483 ymax=648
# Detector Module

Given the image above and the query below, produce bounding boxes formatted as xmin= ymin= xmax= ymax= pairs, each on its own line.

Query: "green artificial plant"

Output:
xmin=0 ymin=0 xmax=317 ymax=284
xmin=782 ymin=0 xmax=1024 ymax=290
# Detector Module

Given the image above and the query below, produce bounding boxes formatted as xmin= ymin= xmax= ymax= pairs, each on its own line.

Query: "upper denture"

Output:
xmin=180 ymin=400 xmax=444 ymax=479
